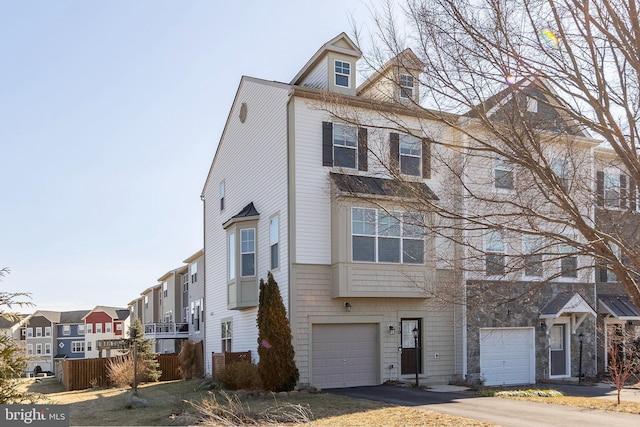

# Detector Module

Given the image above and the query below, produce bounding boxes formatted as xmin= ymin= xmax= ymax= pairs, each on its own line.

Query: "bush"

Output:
xmin=218 ymin=361 xmax=262 ymax=391
xmin=178 ymin=340 xmax=199 ymax=380
xmin=107 ymin=354 xmax=148 ymax=388
xmin=33 ymin=365 xmax=42 ymax=375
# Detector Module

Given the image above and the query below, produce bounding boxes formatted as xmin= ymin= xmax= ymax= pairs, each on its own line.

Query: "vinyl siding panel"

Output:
xmin=300 ymin=57 xmax=328 ymax=90
xmin=203 ymin=78 xmax=290 ymax=374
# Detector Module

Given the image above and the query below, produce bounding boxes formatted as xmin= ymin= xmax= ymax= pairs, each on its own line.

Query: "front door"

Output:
xmin=401 ymin=319 xmax=422 ymax=375
xmin=550 ymin=324 xmax=568 ymax=376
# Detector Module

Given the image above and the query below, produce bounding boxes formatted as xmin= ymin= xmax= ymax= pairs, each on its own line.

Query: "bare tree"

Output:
xmin=331 ymin=0 xmax=640 ymax=307
xmin=605 ymin=324 xmax=640 ymax=404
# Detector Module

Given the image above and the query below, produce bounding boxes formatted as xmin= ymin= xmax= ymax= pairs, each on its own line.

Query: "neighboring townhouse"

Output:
xmin=183 ymin=249 xmax=205 ymax=344
xmin=201 ymin=33 xmax=462 ymax=389
xmin=1 ymin=314 xmax=27 ymax=356
xmin=23 ymin=310 xmax=58 ymax=373
xmin=593 ymin=147 xmax=640 ymax=374
xmin=83 ymin=306 xmax=130 ymax=358
xmin=53 ymin=310 xmax=90 ymax=372
xmin=146 ymin=268 xmax=190 ymax=353
xmin=459 ymin=78 xmax=601 ymax=385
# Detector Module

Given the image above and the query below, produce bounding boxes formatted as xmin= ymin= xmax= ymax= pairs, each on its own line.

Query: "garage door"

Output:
xmin=312 ymin=323 xmax=378 ymax=389
xmin=479 ymin=327 xmax=535 ymax=386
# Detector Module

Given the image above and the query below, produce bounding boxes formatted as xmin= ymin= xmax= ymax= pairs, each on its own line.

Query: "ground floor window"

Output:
xmin=221 ymin=320 xmax=232 ymax=352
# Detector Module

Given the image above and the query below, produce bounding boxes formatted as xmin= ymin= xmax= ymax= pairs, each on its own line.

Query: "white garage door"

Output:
xmin=480 ymin=327 xmax=535 ymax=386
xmin=312 ymin=323 xmax=378 ymax=389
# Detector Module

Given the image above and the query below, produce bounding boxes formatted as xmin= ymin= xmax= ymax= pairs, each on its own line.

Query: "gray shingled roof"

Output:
xmin=331 ymin=173 xmax=439 ymax=200
xmin=599 ymin=294 xmax=640 ymax=319
xmin=60 ymin=310 xmax=91 ymax=324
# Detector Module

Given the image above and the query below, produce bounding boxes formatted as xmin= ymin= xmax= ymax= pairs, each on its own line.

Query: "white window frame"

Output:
xmin=87 ymin=341 xmax=92 ymax=352
xmin=190 ymin=262 xmax=198 ymax=283
xmin=78 ymin=324 xmax=85 ymax=335
xmin=399 ymin=134 xmax=422 ymax=176
xmin=399 ymin=73 xmax=414 ymax=99
xmin=604 ymin=169 xmax=622 ymax=208
xmin=559 ymin=234 xmax=578 ymax=279
xmin=87 ymin=323 xmax=93 ymax=334
xmin=116 ymin=323 xmax=123 ymax=331
xmin=144 ymin=295 xmax=149 ymax=308
xmin=36 ymin=343 xmax=42 ymax=355
xmin=35 ymin=327 xmax=42 ymax=337
xmin=62 ymin=325 xmax=71 ymax=336
xmin=221 ymin=320 xmax=232 ymax=352
xmin=45 ymin=326 xmax=51 ymax=337
xmin=494 ymin=155 xmax=515 ymax=190
xmin=96 ymin=323 xmax=103 ymax=333
xmin=332 ymin=123 xmax=358 ymax=169
xmin=72 ymin=341 xmax=85 ymax=353
xmin=334 ymin=60 xmax=350 ymax=88
xmin=351 ymin=208 xmax=424 ymax=264
xmin=270 ymin=215 xmax=279 ymax=270
xmin=485 ymin=229 xmax=506 ymax=276
xmin=240 ymin=228 xmax=256 ymax=277
xmin=551 ymin=157 xmax=569 ymax=190
xmin=27 ymin=344 xmax=33 ymax=355
xmin=44 ymin=343 xmax=51 ymax=354
xmin=26 ymin=328 xmax=33 ymax=338
xmin=105 ymin=323 xmax=112 ymax=333
xmin=228 ymin=232 xmax=236 ymax=281
xmin=523 ymin=235 xmax=544 ymax=278
xmin=220 ymin=180 xmax=225 ymax=211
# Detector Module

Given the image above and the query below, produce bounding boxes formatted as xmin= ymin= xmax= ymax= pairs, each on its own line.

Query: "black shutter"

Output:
xmin=630 ymin=179 xmax=637 ymax=211
xmin=599 ymin=266 xmax=608 ymax=283
xmin=322 ymin=122 xmax=333 ymax=166
xmin=390 ymin=133 xmax=399 ymax=172
xmin=422 ymin=138 xmax=431 ymax=179
xmin=596 ymin=171 xmax=604 ymax=207
xmin=358 ymin=127 xmax=368 ymax=171
xmin=620 ymin=174 xmax=628 ymax=209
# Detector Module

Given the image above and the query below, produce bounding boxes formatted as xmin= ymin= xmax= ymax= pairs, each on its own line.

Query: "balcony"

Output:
xmin=143 ymin=323 xmax=189 ymax=339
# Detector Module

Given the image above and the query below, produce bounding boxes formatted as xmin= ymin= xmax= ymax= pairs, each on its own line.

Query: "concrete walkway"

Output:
xmin=329 ymin=384 xmax=640 ymax=427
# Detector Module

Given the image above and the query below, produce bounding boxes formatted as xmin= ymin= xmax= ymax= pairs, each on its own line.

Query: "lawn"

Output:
xmin=23 ymin=379 xmax=493 ymax=426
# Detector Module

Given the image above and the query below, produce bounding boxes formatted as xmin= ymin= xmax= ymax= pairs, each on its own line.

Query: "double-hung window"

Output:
xmin=72 ymin=341 xmax=84 ymax=353
xmin=190 ymin=263 xmax=198 ymax=283
xmin=36 ymin=327 xmax=42 ymax=337
xmin=241 ymin=228 xmax=255 ymax=277
xmin=96 ymin=323 xmax=102 ymax=333
xmin=551 ymin=157 xmax=569 ymax=190
xmin=36 ymin=343 xmax=42 ymax=355
xmin=352 ymin=208 xmax=424 ymax=264
xmin=334 ymin=60 xmax=350 ymax=87
xmin=400 ymin=134 xmax=422 ymax=176
xmin=26 ymin=328 xmax=33 ymax=338
xmin=270 ymin=215 xmax=279 ymax=270
xmin=600 ymin=242 xmax=620 ymax=282
xmin=494 ymin=155 xmax=514 ymax=189
xmin=604 ymin=171 xmax=622 ymax=208
xmin=228 ymin=232 xmax=235 ymax=280
xmin=559 ymin=236 xmax=578 ymax=278
xmin=163 ymin=282 xmax=168 ymax=298
xmin=485 ymin=229 xmax=506 ymax=275
xmin=62 ymin=325 xmax=71 ymax=336
xmin=333 ymin=124 xmax=358 ymax=169
xmin=78 ymin=324 xmax=85 ymax=335
xmin=523 ymin=235 xmax=544 ymax=277
xmin=45 ymin=343 xmax=51 ymax=354
xmin=221 ymin=320 xmax=232 ymax=352
xmin=399 ymin=74 xmax=414 ymax=99
xmin=105 ymin=323 xmax=112 ymax=333
xmin=87 ymin=324 xmax=93 ymax=334
xmin=45 ymin=326 xmax=51 ymax=337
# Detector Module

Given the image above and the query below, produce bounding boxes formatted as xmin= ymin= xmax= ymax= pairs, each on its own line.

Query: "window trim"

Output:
xmin=72 ymin=341 xmax=85 ymax=353
xmin=351 ymin=208 xmax=425 ymax=265
xmin=240 ymin=228 xmax=256 ymax=277
xmin=35 ymin=327 xmax=42 ymax=337
xmin=399 ymin=133 xmax=422 ymax=176
xmin=45 ymin=326 xmax=51 ymax=337
xmin=522 ymin=235 xmax=544 ymax=278
xmin=399 ymin=73 xmax=414 ymax=99
xmin=220 ymin=181 xmax=225 ymax=212
xmin=485 ymin=229 xmax=506 ymax=276
xmin=334 ymin=60 xmax=351 ymax=88
xmin=270 ymin=215 xmax=279 ymax=270
xmin=559 ymin=235 xmax=579 ymax=279
xmin=494 ymin=155 xmax=515 ymax=190
xmin=62 ymin=325 xmax=71 ymax=336
xmin=221 ymin=319 xmax=232 ymax=353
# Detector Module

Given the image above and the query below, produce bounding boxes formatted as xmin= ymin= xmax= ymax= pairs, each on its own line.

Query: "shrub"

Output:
xmin=178 ymin=340 xmax=199 ymax=380
xmin=218 ymin=361 xmax=262 ymax=391
xmin=107 ymin=354 xmax=148 ymax=388
xmin=33 ymin=365 xmax=43 ymax=375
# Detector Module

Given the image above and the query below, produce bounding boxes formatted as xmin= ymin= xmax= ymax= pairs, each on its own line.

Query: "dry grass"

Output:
xmin=500 ymin=394 xmax=640 ymax=415
xmin=307 ymin=407 xmax=494 ymax=426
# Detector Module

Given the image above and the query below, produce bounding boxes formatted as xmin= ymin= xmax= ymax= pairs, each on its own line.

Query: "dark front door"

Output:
xmin=401 ymin=319 xmax=422 ymax=375
xmin=550 ymin=324 xmax=567 ymax=376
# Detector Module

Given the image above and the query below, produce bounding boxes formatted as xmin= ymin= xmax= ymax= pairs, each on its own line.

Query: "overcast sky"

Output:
xmin=0 ymin=0 xmax=373 ymax=312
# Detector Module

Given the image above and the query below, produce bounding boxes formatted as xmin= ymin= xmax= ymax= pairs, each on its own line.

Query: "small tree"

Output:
xmin=257 ymin=272 xmax=299 ymax=392
xmin=125 ymin=318 xmax=161 ymax=395
xmin=607 ymin=326 xmax=640 ymax=404
xmin=0 ymin=267 xmax=39 ymax=404
xmin=178 ymin=339 xmax=201 ymax=380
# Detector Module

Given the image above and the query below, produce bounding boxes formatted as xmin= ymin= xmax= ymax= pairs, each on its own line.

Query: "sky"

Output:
xmin=0 ymin=0 xmax=374 ymax=313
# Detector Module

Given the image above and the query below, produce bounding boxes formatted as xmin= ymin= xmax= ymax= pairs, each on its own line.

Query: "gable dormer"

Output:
xmin=290 ymin=32 xmax=361 ymax=96
xmin=357 ymin=49 xmax=424 ymax=105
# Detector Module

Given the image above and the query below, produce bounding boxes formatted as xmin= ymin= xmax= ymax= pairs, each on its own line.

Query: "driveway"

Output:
xmin=328 ymin=384 xmax=640 ymax=427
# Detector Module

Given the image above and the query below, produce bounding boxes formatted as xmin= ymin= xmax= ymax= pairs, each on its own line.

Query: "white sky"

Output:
xmin=0 ymin=0 xmax=373 ymax=312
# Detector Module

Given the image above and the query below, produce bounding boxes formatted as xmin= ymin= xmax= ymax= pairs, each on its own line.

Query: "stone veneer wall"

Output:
xmin=465 ymin=280 xmax=597 ymax=384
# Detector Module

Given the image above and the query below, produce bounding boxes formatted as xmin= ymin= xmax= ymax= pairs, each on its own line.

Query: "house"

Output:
xmin=53 ymin=310 xmax=90 ymax=372
xmin=83 ymin=306 xmax=130 ymax=358
xmin=456 ymin=77 xmax=602 ymax=385
xmin=201 ymin=33 xmax=462 ymax=389
xmin=593 ymin=147 xmax=640 ymax=374
xmin=22 ymin=310 xmax=58 ymax=373
xmin=182 ymin=249 xmax=205 ymax=344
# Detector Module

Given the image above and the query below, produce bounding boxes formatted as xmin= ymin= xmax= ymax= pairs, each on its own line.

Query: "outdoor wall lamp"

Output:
xmin=388 ymin=325 xmax=395 ymax=334
xmin=344 ymin=301 xmax=351 ymax=312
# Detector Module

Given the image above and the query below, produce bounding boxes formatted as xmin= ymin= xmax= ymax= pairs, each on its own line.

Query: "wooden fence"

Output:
xmin=211 ymin=350 xmax=252 ymax=380
xmin=61 ymin=353 xmax=181 ymax=391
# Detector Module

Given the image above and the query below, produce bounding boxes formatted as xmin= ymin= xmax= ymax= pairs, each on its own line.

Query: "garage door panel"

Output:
xmin=312 ymin=323 xmax=378 ymax=389
xmin=480 ymin=328 xmax=535 ymax=386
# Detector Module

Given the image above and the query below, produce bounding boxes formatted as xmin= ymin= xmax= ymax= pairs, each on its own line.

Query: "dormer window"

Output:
xmin=335 ymin=60 xmax=350 ymax=88
xmin=400 ymin=74 xmax=414 ymax=99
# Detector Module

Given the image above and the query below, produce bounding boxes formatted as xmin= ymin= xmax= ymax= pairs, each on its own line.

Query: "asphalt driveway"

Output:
xmin=328 ymin=384 xmax=640 ymax=427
